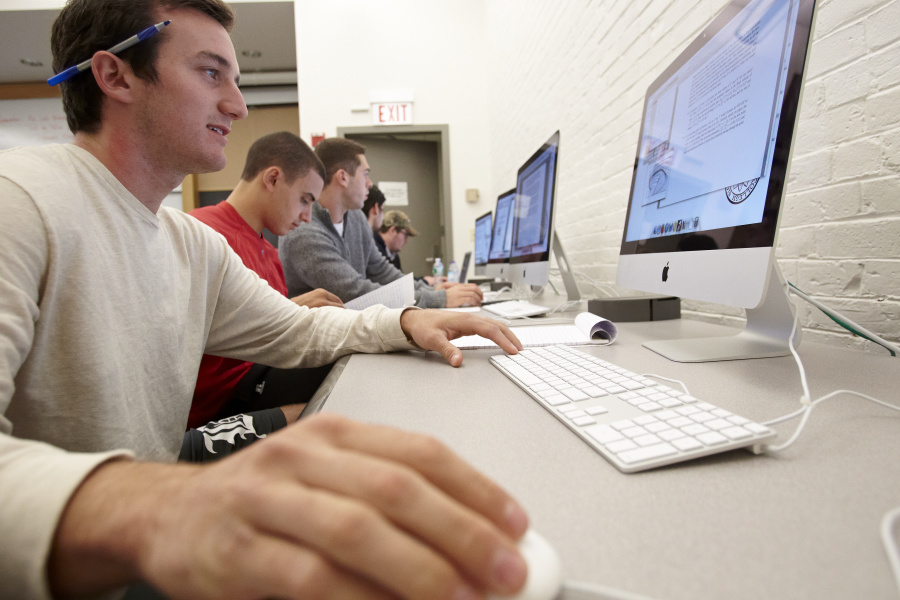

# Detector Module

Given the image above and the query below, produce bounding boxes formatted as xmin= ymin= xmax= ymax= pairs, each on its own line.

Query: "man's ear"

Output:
xmin=262 ymin=166 xmax=282 ymax=192
xmin=90 ymin=51 xmax=137 ymax=104
xmin=333 ymin=168 xmax=349 ymax=189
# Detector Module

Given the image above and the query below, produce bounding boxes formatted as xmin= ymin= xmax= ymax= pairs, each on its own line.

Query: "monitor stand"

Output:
xmin=643 ymin=263 xmax=800 ymax=362
xmin=552 ymin=233 xmax=581 ymax=301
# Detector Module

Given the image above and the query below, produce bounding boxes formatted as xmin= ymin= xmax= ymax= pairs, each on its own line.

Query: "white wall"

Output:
xmin=485 ymin=0 xmax=900 ymax=354
xmin=293 ymin=0 xmax=492 ymax=264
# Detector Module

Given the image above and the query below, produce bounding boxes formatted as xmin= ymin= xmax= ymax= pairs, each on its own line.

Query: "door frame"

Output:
xmin=336 ymin=124 xmax=453 ymax=267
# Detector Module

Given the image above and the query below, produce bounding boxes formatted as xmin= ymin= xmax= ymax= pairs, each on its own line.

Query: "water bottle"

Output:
xmin=432 ymin=257 xmax=444 ymax=280
xmin=447 ymin=260 xmax=459 ymax=283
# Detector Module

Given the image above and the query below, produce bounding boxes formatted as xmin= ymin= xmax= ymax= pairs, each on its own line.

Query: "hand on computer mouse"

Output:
xmin=489 ymin=529 xmax=563 ymax=600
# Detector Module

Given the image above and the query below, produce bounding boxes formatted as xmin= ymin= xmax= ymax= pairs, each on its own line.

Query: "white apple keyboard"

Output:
xmin=491 ymin=345 xmax=777 ymax=473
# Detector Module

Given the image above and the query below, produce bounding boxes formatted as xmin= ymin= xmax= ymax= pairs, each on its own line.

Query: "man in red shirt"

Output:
xmin=184 ymin=132 xmax=341 ymax=455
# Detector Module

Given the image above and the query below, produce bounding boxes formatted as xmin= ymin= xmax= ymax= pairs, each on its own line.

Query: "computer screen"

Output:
xmin=486 ymin=188 xmax=516 ymax=279
xmin=617 ymin=0 xmax=816 ymax=361
xmin=509 ymin=131 xmax=560 ymax=287
xmin=473 ymin=210 xmax=492 ymax=276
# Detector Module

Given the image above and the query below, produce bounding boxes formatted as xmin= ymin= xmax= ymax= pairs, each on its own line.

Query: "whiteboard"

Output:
xmin=0 ymin=97 xmax=74 ymax=149
xmin=0 ymin=97 xmax=183 ymax=210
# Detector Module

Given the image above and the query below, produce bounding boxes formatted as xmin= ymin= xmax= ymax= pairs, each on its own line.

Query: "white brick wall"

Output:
xmin=486 ymin=0 xmax=900 ymax=355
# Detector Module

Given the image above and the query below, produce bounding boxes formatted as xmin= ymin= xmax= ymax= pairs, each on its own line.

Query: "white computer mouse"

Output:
xmin=489 ymin=529 xmax=563 ymax=600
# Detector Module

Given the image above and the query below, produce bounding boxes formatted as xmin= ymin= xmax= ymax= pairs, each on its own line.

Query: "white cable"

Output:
xmin=785 ymin=286 xmax=811 ymax=404
xmin=789 ymin=285 xmax=900 ymax=356
xmin=640 ymin=374 xmax=690 ymax=397
xmin=880 ymin=506 xmax=900 ymax=596
xmin=563 ymin=580 xmax=659 ymax=600
xmin=762 ymin=389 xmax=900 ymax=453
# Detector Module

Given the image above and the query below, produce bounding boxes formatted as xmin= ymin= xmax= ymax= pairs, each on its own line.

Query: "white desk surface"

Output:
xmin=317 ymin=312 xmax=900 ymax=600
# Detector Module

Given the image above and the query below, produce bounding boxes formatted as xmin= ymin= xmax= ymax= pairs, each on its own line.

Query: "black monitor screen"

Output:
xmin=488 ymin=189 xmax=515 ymax=263
xmin=474 ymin=211 xmax=492 ymax=266
xmin=511 ymin=131 xmax=559 ymax=264
xmin=621 ymin=0 xmax=814 ymax=255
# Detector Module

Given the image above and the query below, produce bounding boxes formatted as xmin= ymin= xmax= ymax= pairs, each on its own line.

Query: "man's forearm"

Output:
xmin=48 ymin=460 xmax=198 ymax=598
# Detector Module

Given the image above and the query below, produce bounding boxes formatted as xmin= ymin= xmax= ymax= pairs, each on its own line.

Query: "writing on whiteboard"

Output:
xmin=0 ymin=98 xmax=74 ymax=150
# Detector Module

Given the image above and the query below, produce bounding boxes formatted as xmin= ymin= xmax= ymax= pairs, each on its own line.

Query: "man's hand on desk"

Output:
xmin=48 ymin=414 xmax=530 ymax=600
xmin=400 ymin=309 xmax=522 ymax=366
xmin=435 ymin=282 xmax=484 ymax=306
xmin=290 ymin=288 xmax=344 ymax=309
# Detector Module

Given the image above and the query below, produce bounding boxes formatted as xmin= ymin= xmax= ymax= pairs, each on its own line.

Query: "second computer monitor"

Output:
xmin=509 ymin=130 xmax=560 ymax=287
xmin=486 ymin=188 xmax=516 ymax=279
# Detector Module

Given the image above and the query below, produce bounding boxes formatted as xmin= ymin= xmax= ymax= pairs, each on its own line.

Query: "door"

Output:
xmin=340 ymin=127 xmax=451 ymax=279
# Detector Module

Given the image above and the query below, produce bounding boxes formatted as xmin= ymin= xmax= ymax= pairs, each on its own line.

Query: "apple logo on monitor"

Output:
xmin=662 ymin=262 xmax=669 ymax=282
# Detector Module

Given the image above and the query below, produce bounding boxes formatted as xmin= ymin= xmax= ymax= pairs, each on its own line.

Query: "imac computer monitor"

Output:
xmin=486 ymin=188 xmax=516 ymax=279
xmin=509 ymin=131 xmax=560 ymax=288
xmin=473 ymin=210 xmax=492 ymax=277
xmin=617 ymin=0 xmax=817 ymax=362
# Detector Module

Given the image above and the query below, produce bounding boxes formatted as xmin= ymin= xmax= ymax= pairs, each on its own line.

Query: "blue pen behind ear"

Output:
xmin=48 ymin=20 xmax=171 ymax=86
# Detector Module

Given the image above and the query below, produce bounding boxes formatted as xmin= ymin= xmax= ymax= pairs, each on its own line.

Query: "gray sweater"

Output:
xmin=280 ymin=202 xmax=446 ymax=308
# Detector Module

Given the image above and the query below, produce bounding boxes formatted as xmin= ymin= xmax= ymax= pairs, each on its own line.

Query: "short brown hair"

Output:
xmin=362 ymin=185 xmax=386 ymax=217
xmin=241 ymin=132 xmax=326 ymax=185
xmin=314 ymin=138 xmax=366 ymax=187
xmin=51 ymin=0 xmax=234 ymax=134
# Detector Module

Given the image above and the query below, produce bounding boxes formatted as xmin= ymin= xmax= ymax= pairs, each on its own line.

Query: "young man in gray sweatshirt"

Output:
xmin=279 ymin=137 xmax=484 ymax=308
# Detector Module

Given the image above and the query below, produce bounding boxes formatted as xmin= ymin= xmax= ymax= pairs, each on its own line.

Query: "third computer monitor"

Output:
xmin=509 ymin=130 xmax=560 ymax=287
xmin=473 ymin=210 xmax=492 ymax=276
xmin=486 ymin=188 xmax=516 ymax=279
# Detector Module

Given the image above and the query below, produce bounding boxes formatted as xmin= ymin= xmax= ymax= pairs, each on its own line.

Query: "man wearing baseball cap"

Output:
xmin=375 ymin=209 xmax=418 ymax=271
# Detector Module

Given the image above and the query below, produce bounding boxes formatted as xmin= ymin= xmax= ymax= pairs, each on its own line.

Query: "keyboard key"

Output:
xmin=722 ymin=426 xmax=753 ymax=440
xmin=622 ymin=426 xmax=648 ymax=439
xmin=501 ymin=364 xmax=541 ymax=386
xmin=659 ymin=429 xmax=686 ymax=442
xmin=696 ymin=432 xmax=728 ymax=446
xmin=562 ymin=388 xmax=589 ymax=401
xmin=682 ymin=424 xmax=710 ymax=436
xmin=672 ymin=437 xmax=704 ymax=452
xmin=585 ymin=405 xmax=609 ymax=416
xmin=573 ymin=416 xmax=596 ymax=427
xmin=607 ymin=439 xmax=638 ymax=453
xmin=542 ymin=393 xmax=570 ymax=406
xmin=634 ymin=434 xmax=662 ymax=447
xmin=669 ymin=416 xmax=694 ymax=428
xmin=689 ymin=412 xmax=715 ymax=424
xmin=618 ymin=443 xmax=678 ymax=464
xmin=658 ymin=398 xmax=682 ymax=408
xmin=586 ymin=425 xmax=623 ymax=444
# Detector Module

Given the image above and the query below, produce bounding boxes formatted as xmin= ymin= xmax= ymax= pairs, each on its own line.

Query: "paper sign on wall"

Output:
xmin=379 ymin=181 xmax=409 ymax=206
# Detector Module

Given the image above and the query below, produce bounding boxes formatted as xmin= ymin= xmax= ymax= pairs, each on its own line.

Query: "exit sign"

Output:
xmin=372 ymin=102 xmax=413 ymax=125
